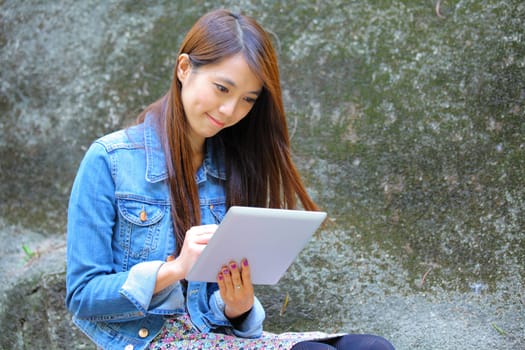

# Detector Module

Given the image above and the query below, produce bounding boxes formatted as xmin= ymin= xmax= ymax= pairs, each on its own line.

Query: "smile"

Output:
xmin=206 ymin=113 xmax=225 ymax=128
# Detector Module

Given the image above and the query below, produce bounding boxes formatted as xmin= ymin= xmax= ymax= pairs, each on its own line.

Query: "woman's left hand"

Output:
xmin=216 ymin=258 xmax=254 ymax=319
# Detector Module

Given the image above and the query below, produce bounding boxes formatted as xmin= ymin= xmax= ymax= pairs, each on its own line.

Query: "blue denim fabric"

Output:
xmin=66 ymin=113 xmax=265 ymax=349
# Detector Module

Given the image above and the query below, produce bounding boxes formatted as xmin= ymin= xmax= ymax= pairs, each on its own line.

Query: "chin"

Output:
xmin=202 ymin=128 xmax=222 ymax=139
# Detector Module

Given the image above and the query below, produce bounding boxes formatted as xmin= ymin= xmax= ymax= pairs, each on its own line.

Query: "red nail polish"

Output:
xmin=218 ymin=273 xmax=223 ymax=280
xmin=243 ymin=259 xmax=249 ymax=267
xmin=230 ymin=263 xmax=237 ymax=270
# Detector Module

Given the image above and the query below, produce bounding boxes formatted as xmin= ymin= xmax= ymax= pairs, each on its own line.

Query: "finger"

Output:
xmin=229 ymin=261 xmax=243 ymax=291
xmin=191 ymin=232 xmax=213 ymax=244
xmin=217 ymin=270 xmax=226 ymax=290
xmin=201 ymin=224 xmax=218 ymax=232
xmin=188 ymin=224 xmax=218 ymax=235
xmin=240 ymin=258 xmax=252 ymax=284
xmin=220 ymin=265 xmax=232 ymax=289
xmin=186 ymin=231 xmax=213 ymax=247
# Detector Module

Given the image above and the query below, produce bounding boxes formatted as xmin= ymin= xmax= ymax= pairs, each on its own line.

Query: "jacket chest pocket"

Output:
xmin=200 ymin=200 xmax=227 ymax=225
xmin=117 ymin=196 xmax=169 ymax=267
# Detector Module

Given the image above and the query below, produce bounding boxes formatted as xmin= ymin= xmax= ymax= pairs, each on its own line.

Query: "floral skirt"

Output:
xmin=149 ymin=314 xmax=344 ymax=350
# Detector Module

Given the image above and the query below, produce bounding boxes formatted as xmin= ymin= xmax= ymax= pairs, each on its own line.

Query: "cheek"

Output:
xmin=230 ymin=108 xmax=252 ymax=126
xmin=181 ymin=76 xmax=209 ymax=106
xmin=180 ymin=88 xmax=191 ymax=113
xmin=239 ymin=103 xmax=256 ymax=120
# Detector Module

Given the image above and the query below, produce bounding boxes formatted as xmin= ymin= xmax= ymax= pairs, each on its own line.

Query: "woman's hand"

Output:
xmin=175 ymin=224 xmax=217 ymax=276
xmin=217 ymin=258 xmax=254 ymax=319
xmin=154 ymin=224 xmax=216 ymax=294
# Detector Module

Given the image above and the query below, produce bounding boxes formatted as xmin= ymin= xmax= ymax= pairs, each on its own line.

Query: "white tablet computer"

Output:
xmin=186 ymin=206 xmax=327 ymax=285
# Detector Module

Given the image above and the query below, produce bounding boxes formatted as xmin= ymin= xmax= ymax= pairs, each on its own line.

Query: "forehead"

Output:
xmin=200 ymin=54 xmax=262 ymax=92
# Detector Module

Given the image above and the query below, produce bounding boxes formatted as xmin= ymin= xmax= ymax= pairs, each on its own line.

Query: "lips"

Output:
xmin=206 ymin=113 xmax=225 ymax=128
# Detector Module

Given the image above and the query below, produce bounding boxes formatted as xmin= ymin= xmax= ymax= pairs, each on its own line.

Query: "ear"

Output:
xmin=176 ymin=54 xmax=191 ymax=83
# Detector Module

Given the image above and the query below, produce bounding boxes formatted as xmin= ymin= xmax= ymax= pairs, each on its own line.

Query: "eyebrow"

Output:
xmin=217 ymin=76 xmax=261 ymax=96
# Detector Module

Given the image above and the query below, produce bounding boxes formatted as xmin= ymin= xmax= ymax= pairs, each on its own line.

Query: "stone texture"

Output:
xmin=0 ymin=1 xmax=523 ymax=349
xmin=0 ymin=223 xmax=93 ymax=349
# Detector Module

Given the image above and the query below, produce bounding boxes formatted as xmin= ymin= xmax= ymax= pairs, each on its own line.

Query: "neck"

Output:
xmin=191 ymin=140 xmax=205 ymax=171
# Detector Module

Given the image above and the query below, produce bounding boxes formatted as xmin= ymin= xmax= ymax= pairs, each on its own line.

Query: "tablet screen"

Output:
xmin=186 ymin=206 xmax=327 ymax=285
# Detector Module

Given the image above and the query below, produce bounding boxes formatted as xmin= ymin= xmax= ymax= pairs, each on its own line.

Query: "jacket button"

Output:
xmin=139 ymin=209 xmax=147 ymax=222
xmin=138 ymin=327 xmax=149 ymax=338
xmin=125 ymin=345 xmax=134 ymax=350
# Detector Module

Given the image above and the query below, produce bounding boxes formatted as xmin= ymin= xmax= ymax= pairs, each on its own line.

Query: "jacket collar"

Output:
xmin=144 ymin=112 xmax=168 ymax=183
xmin=196 ymin=138 xmax=227 ymax=183
xmin=143 ymin=112 xmax=226 ymax=183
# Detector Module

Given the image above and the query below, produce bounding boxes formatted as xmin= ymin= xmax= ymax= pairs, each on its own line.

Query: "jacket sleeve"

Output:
xmin=65 ymin=142 xmax=179 ymax=322
xmin=209 ymin=290 xmax=266 ymax=338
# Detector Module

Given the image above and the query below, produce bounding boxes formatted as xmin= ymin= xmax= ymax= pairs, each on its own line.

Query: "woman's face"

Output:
xmin=177 ymin=53 xmax=263 ymax=145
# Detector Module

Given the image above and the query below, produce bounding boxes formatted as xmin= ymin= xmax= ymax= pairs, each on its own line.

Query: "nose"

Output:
xmin=218 ymin=98 xmax=238 ymax=117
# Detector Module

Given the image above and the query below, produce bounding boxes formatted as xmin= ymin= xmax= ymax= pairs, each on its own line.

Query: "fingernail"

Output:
xmin=218 ymin=273 xmax=223 ymax=280
xmin=243 ymin=259 xmax=249 ymax=267
xmin=223 ymin=268 xmax=229 ymax=274
xmin=230 ymin=262 xmax=237 ymax=270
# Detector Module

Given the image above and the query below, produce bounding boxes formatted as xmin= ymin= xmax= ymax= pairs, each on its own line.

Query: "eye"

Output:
xmin=244 ymin=96 xmax=257 ymax=104
xmin=214 ymin=83 xmax=229 ymax=93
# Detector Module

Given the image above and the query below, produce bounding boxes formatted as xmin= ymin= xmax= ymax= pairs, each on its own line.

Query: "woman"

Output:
xmin=66 ymin=9 xmax=394 ymax=350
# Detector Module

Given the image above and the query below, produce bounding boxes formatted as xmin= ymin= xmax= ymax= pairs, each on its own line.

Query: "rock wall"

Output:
xmin=0 ymin=1 xmax=523 ymax=349
xmin=0 ymin=223 xmax=92 ymax=348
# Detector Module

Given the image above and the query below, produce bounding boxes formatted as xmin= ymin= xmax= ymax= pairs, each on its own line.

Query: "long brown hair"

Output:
xmin=138 ymin=9 xmax=319 ymax=256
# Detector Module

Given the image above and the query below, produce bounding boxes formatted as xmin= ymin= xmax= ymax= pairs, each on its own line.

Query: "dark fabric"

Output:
xmin=290 ymin=341 xmax=336 ymax=350
xmin=291 ymin=334 xmax=395 ymax=350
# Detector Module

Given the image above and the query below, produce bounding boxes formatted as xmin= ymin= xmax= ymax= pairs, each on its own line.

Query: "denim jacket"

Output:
xmin=66 ymin=113 xmax=265 ymax=350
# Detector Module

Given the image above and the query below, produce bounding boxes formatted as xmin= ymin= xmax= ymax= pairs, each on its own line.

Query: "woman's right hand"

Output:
xmin=173 ymin=224 xmax=217 ymax=276
xmin=154 ymin=224 xmax=216 ymax=293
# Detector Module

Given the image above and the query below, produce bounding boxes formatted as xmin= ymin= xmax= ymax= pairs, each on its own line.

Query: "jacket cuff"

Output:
xmin=210 ymin=290 xmax=265 ymax=338
xmin=120 ymin=260 xmax=164 ymax=313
